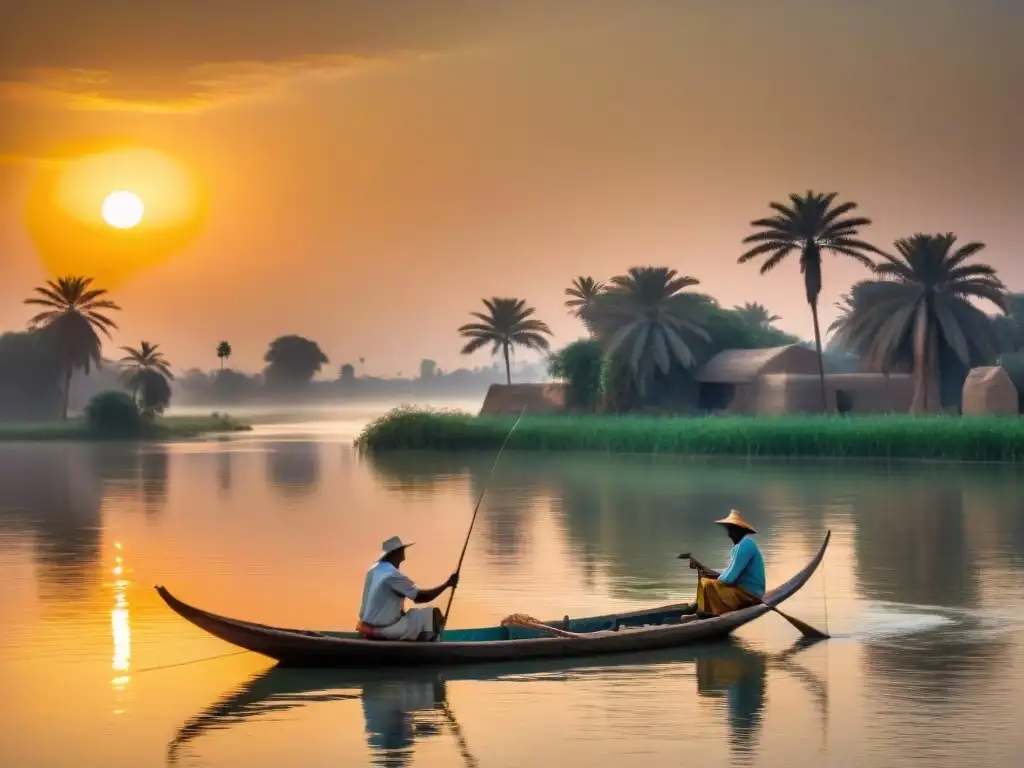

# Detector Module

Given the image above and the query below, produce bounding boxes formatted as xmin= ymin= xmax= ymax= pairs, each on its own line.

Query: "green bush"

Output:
xmin=138 ymin=370 xmax=172 ymax=416
xmin=548 ymin=339 xmax=604 ymax=411
xmin=356 ymin=407 xmax=1024 ymax=462
xmin=84 ymin=391 xmax=142 ymax=437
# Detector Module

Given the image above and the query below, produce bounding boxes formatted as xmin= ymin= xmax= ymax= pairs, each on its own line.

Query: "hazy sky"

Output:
xmin=1 ymin=1 xmax=1021 ymax=375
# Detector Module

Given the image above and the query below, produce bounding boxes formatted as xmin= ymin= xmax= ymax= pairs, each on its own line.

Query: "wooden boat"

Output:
xmin=155 ymin=530 xmax=829 ymax=667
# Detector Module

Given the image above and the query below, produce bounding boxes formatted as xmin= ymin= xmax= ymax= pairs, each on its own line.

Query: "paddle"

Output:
xmin=679 ymin=553 xmax=830 ymax=640
xmin=438 ymin=407 xmax=527 ymax=640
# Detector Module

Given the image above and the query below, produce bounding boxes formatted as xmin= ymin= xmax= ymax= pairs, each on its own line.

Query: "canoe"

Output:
xmin=155 ymin=529 xmax=830 ymax=667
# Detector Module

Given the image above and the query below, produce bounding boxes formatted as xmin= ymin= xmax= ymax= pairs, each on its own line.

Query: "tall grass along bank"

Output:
xmin=0 ymin=414 xmax=250 ymax=442
xmin=356 ymin=407 xmax=1024 ymax=462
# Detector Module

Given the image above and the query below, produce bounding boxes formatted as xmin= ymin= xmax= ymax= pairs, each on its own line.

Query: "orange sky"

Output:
xmin=1 ymin=2 xmax=1021 ymax=375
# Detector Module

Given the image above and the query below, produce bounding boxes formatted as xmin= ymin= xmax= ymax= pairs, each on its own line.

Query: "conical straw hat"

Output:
xmin=713 ymin=509 xmax=756 ymax=533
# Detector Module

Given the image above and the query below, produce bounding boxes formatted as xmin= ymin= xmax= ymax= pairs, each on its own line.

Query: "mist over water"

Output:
xmin=1 ymin=404 xmax=1022 ymax=767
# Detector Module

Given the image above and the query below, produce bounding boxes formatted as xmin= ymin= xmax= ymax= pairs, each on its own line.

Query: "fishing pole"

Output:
xmin=438 ymin=406 xmax=527 ymax=639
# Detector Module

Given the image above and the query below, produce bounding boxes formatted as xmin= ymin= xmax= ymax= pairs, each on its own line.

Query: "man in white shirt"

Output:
xmin=356 ymin=536 xmax=459 ymax=641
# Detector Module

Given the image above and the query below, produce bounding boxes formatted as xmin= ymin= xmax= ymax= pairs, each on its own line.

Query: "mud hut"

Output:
xmin=755 ymin=372 xmax=914 ymax=415
xmin=961 ymin=367 xmax=1018 ymax=416
xmin=479 ymin=383 xmax=567 ymax=415
xmin=695 ymin=345 xmax=822 ymax=413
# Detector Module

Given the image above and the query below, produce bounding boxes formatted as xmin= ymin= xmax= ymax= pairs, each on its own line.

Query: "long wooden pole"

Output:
xmin=438 ymin=407 xmax=526 ymax=639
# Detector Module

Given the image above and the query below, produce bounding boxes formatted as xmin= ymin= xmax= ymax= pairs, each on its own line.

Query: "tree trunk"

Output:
xmin=809 ymin=299 xmax=828 ymax=413
xmin=503 ymin=342 xmax=512 ymax=385
xmin=220 ymin=357 xmax=225 ymax=370
xmin=926 ymin=319 xmax=941 ymax=412
xmin=910 ymin=302 xmax=930 ymax=414
xmin=61 ymin=366 xmax=73 ymax=421
xmin=802 ymin=244 xmax=828 ymax=413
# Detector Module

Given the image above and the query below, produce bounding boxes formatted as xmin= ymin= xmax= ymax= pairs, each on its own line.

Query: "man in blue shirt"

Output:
xmin=680 ymin=510 xmax=766 ymax=618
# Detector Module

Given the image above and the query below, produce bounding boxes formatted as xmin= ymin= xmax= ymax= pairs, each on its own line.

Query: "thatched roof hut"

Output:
xmin=479 ymin=383 xmax=567 ymax=415
xmin=755 ymin=372 xmax=914 ymax=415
xmin=696 ymin=344 xmax=821 ymax=383
xmin=961 ymin=367 xmax=1018 ymax=416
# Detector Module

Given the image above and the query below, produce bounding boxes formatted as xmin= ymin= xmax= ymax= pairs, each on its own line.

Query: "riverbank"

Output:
xmin=355 ymin=408 xmax=1024 ymax=462
xmin=0 ymin=413 xmax=251 ymax=441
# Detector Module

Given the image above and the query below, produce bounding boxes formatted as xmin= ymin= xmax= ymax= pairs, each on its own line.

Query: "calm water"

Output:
xmin=1 ymin=407 xmax=1023 ymax=767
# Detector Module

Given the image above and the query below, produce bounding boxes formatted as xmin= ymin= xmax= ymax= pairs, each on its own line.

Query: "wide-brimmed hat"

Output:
xmin=714 ymin=510 xmax=756 ymax=533
xmin=379 ymin=536 xmax=414 ymax=560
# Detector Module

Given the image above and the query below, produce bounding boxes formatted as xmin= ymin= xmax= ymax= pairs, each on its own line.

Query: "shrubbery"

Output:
xmin=84 ymin=391 xmax=142 ymax=437
xmin=547 ymin=339 xmax=604 ymax=411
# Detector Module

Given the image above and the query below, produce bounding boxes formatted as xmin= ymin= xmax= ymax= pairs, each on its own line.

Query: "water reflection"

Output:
xmin=139 ymin=448 xmax=169 ymax=519
xmin=266 ymin=442 xmax=321 ymax=498
xmin=0 ymin=444 xmax=173 ymax=612
xmin=217 ymin=451 xmax=233 ymax=496
xmin=110 ymin=542 xmax=131 ymax=702
xmin=367 ymin=454 xmax=1024 ymax=606
xmin=0 ymin=444 xmax=104 ymax=603
xmin=86 ymin=443 xmax=171 ymax=519
xmin=167 ymin=641 xmax=824 ymax=766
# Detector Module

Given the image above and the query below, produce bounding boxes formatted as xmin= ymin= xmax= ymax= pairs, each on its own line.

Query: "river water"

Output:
xmin=1 ymin=404 xmax=1022 ymax=767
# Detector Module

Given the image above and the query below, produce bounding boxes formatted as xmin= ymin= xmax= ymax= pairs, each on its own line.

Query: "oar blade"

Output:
xmin=773 ymin=606 xmax=830 ymax=639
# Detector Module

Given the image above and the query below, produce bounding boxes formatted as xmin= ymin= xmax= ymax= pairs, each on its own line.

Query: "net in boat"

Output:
xmin=500 ymin=613 xmax=542 ymax=627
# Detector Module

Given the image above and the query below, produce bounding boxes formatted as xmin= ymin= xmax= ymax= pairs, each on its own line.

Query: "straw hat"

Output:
xmin=714 ymin=509 xmax=756 ymax=533
xmin=379 ymin=535 xmax=414 ymax=560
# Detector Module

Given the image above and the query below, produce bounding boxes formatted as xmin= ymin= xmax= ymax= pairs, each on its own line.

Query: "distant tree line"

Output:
xmin=3 ymin=190 xmax=1019 ymax=420
xmin=176 ymin=340 xmax=545 ymax=405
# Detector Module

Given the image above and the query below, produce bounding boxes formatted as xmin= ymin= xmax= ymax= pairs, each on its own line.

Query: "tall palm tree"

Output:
xmin=733 ymin=301 xmax=781 ymax=328
xmin=829 ymin=234 xmax=1007 ymax=413
xmin=564 ymin=276 xmax=605 ymax=333
xmin=588 ymin=266 xmax=709 ymax=393
xmin=739 ymin=191 xmax=879 ymax=410
xmin=119 ymin=341 xmax=174 ymax=404
xmin=216 ymin=341 xmax=232 ymax=370
xmin=24 ymin=276 xmax=120 ymax=420
xmin=458 ymin=298 xmax=552 ymax=384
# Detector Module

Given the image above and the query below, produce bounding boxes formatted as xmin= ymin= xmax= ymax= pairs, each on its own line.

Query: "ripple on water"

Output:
xmin=849 ymin=600 xmax=1024 ymax=645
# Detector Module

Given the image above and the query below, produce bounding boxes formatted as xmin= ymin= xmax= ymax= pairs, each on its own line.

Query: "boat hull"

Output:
xmin=155 ymin=530 xmax=829 ymax=667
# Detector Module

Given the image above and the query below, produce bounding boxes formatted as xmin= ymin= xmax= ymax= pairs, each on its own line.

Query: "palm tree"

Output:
xmin=829 ymin=234 xmax=1007 ymax=413
xmin=588 ymin=266 xmax=709 ymax=393
xmin=828 ymin=281 xmax=907 ymax=373
xmin=216 ymin=341 xmax=232 ymax=370
xmin=24 ymin=276 xmax=120 ymax=420
xmin=739 ymin=191 xmax=879 ymax=410
xmin=458 ymin=298 xmax=552 ymax=384
xmin=733 ymin=302 xmax=781 ymax=329
xmin=119 ymin=341 xmax=174 ymax=404
xmin=564 ymin=277 xmax=605 ymax=333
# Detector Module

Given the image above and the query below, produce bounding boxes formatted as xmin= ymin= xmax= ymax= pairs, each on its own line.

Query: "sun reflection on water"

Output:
xmin=111 ymin=542 xmax=131 ymax=701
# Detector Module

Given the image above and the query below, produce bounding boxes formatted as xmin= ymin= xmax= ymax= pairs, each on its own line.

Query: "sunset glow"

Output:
xmin=53 ymin=148 xmax=199 ymax=229
xmin=24 ymin=146 xmax=208 ymax=287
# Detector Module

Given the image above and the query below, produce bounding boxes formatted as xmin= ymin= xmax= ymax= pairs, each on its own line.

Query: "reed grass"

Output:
xmin=355 ymin=407 xmax=1024 ymax=462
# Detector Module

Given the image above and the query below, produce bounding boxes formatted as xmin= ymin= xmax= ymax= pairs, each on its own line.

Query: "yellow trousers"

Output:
xmin=696 ymin=578 xmax=761 ymax=616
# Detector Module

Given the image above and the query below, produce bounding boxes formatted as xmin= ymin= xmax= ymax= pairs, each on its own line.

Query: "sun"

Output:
xmin=26 ymin=145 xmax=208 ymax=286
xmin=102 ymin=190 xmax=145 ymax=229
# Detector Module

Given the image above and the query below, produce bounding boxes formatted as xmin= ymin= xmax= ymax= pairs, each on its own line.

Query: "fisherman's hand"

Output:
xmin=447 ymin=573 xmax=460 ymax=588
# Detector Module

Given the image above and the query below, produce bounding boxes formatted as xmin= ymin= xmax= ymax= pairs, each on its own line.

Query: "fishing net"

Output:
xmin=500 ymin=613 xmax=542 ymax=627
